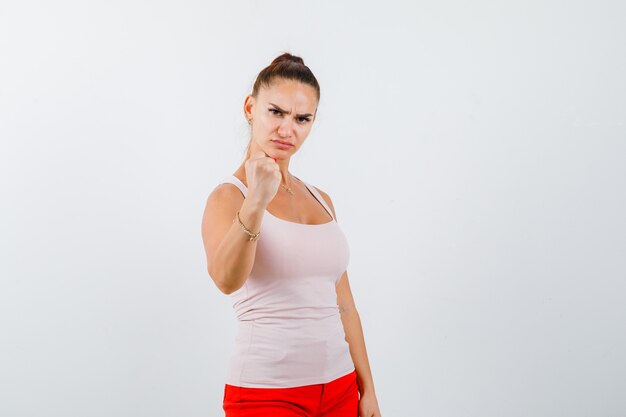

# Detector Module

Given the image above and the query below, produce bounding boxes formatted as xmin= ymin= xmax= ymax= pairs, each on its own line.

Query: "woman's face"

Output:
xmin=244 ymin=78 xmax=318 ymax=160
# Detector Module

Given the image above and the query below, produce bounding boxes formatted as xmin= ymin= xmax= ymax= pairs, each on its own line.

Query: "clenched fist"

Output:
xmin=244 ymin=151 xmax=281 ymax=207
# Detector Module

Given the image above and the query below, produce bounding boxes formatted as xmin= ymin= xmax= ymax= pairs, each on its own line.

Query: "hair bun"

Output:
xmin=271 ymin=53 xmax=305 ymax=66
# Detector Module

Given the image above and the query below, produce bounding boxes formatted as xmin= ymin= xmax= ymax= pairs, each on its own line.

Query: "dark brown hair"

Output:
xmin=251 ymin=52 xmax=320 ymax=103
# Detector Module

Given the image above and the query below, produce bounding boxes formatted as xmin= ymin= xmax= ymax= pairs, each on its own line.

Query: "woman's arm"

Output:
xmin=336 ymin=272 xmax=383 ymax=417
xmin=316 ymin=188 xmax=382 ymax=417
xmin=336 ymin=270 xmax=379 ymax=395
xmin=201 ymin=184 xmax=266 ymax=294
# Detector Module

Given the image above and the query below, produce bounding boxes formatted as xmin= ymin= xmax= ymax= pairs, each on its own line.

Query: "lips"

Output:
xmin=272 ymin=140 xmax=293 ymax=146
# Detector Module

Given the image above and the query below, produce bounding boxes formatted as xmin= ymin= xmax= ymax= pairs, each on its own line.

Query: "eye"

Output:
xmin=269 ymin=108 xmax=310 ymax=123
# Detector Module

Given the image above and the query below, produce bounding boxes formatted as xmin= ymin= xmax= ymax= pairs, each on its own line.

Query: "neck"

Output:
xmin=273 ymin=157 xmax=292 ymax=186
xmin=280 ymin=170 xmax=293 ymax=187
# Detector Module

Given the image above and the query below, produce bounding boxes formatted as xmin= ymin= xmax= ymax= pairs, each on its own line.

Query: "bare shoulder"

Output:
xmin=311 ymin=185 xmax=338 ymax=221
xmin=203 ymin=181 xmax=245 ymax=227
xmin=204 ymin=182 xmax=245 ymax=214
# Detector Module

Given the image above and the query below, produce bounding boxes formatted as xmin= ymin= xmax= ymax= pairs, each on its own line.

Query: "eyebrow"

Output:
xmin=268 ymin=103 xmax=313 ymax=118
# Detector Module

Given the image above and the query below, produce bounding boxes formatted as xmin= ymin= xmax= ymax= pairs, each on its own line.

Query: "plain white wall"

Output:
xmin=1 ymin=0 xmax=625 ymax=416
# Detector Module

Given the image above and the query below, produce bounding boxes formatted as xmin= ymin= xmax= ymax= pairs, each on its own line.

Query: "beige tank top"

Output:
xmin=218 ymin=175 xmax=355 ymax=388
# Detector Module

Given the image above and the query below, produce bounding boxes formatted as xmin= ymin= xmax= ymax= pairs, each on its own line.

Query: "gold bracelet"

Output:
xmin=236 ymin=210 xmax=261 ymax=241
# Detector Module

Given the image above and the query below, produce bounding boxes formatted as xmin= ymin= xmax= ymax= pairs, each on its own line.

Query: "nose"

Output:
xmin=277 ymin=117 xmax=295 ymax=138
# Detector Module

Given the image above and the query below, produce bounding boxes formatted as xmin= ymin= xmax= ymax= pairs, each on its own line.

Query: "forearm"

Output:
xmin=340 ymin=307 xmax=376 ymax=395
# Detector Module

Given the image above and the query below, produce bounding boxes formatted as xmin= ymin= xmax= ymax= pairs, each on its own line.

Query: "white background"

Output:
xmin=1 ymin=1 xmax=625 ymax=416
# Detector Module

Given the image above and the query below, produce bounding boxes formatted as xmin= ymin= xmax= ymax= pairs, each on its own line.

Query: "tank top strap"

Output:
xmin=220 ymin=175 xmax=248 ymax=198
xmin=296 ymin=177 xmax=335 ymax=221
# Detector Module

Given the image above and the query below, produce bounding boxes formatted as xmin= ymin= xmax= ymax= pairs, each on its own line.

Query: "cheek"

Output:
xmin=297 ymin=125 xmax=312 ymax=134
xmin=263 ymin=115 xmax=281 ymax=128
xmin=254 ymin=119 xmax=272 ymax=133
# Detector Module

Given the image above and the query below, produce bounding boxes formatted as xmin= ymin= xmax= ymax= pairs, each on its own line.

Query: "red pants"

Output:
xmin=223 ymin=370 xmax=359 ymax=417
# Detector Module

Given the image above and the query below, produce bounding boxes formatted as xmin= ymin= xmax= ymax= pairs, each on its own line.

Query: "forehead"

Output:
xmin=258 ymin=79 xmax=317 ymax=110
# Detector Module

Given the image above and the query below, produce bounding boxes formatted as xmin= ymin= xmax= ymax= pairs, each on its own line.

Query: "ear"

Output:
xmin=243 ymin=94 xmax=256 ymax=120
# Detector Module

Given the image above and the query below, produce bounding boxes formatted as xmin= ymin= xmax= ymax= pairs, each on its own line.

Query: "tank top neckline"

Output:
xmin=227 ymin=175 xmax=336 ymax=227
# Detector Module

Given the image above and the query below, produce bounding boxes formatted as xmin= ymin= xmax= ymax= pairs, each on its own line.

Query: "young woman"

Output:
xmin=201 ymin=52 xmax=382 ymax=417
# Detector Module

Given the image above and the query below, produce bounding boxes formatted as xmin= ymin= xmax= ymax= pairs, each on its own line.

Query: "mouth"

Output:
xmin=271 ymin=140 xmax=294 ymax=147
